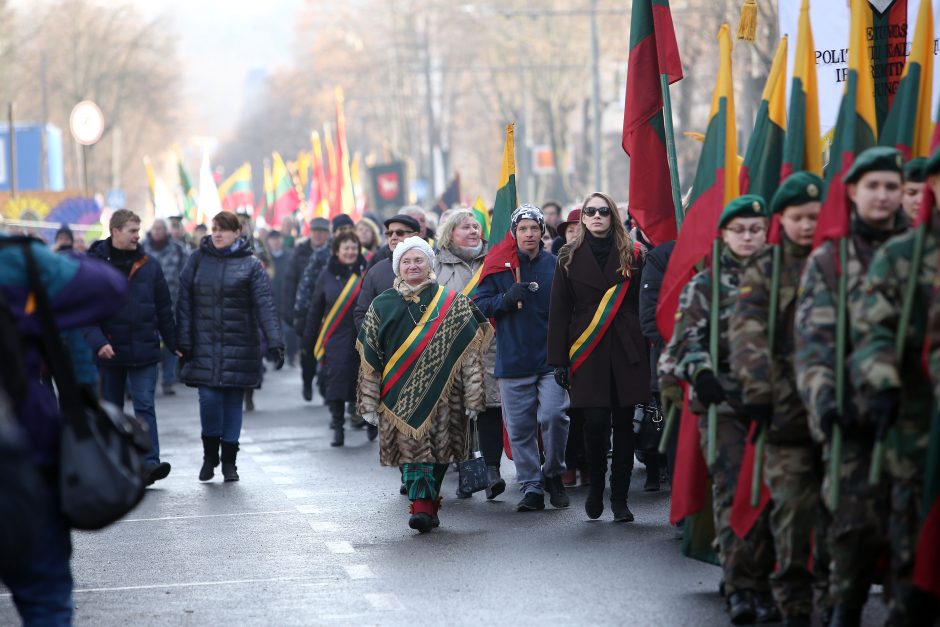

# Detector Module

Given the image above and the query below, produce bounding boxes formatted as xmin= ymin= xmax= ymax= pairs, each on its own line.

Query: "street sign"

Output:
xmin=69 ymin=101 xmax=104 ymax=146
xmin=106 ymin=188 xmax=125 ymax=209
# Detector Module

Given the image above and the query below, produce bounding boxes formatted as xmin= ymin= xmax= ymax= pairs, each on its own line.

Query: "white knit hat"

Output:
xmin=392 ymin=236 xmax=436 ymax=277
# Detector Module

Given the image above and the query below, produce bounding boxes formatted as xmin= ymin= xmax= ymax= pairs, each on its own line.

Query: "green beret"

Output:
xmin=924 ymin=146 xmax=940 ymax=177
xmin=770 ymin=171 xmax=825 ymax=214
xmin=904 ymin=157 xmax=927 ymax=183
xmin=842 ymin=146 xmax=903 ymax=184
xmin=718 ymin=194 xmax=767 ymax=229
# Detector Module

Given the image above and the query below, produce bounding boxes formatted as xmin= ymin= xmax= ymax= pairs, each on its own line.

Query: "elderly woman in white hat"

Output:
xmin=357 ymin=236 xmax=491 ymax=533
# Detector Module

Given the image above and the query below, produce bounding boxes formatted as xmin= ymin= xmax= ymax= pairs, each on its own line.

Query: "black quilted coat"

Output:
xmin=176 ymin=236 xmax=284 ymax=389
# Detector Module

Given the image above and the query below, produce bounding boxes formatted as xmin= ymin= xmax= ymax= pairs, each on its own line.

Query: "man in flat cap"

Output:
xmin=794 ymin=146 xmax=909 ymax=625
xmin=850 ymin=146 xmax=940 ymax=624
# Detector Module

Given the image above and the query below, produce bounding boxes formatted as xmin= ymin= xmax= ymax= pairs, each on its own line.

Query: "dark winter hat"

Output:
xmin=510 ymin=203 xmax=545 ymax=235
xmin=843 ymin=146 xmax=903 ymax=184
xmin=310 ymin=217 xmax=330 ymax=232
xmin=54 ymin=223 xmax=73 ymax=241
xmin=332 ymin=214 xmax=354 ymax=232
xmin=905 ymin=157 xmax=928 ymax=183
xmin=770 ymin=171 xmax=825 ymax=214
xmin=383 ymin=214 xmax=420 ymax=234
xmin=266 ymin=229 xmax=282 ymax=238
xmin=718 ymin=195 xmax=767 ymax=229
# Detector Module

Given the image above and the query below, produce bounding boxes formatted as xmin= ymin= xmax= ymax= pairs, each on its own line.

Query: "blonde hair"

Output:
xmin=558 ymin=192 xmax=637 ymax=277
xmin=436 ymin=208 xmax=478 ymax=250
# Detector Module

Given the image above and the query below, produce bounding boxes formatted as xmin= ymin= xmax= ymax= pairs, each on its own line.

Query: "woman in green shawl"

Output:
xmin=357 ymin=236 xmax=491 ymax=533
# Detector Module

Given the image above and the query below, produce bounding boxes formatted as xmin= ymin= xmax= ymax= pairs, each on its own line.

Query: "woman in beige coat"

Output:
xmin=433 ymin=209 xmax=506 ymax=500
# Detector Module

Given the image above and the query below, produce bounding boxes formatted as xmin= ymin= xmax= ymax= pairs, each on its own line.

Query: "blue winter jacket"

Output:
xmin=0 ymin=236 xmax=128 ymax=465
xmin=474 ymin=247 xmax=556 ymax=378
xmin=85 ymin=238 xmax=177 ymax=368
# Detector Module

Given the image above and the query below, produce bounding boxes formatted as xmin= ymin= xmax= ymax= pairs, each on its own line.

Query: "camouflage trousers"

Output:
xmin=885 ymin=424 xmax=931 ymax=624
xmin=821 ymin=435 xmax=889 ymax=609
xmin=698 ymin=412 xmax=775 ymax=595
xmin=763 ymin=443 xmax=830 ymax=619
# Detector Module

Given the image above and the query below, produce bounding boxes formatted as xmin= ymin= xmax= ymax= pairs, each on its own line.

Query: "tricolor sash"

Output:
xmin=461 ymin=265 xmax=484 ymax=297
xmin=314 ymin=273 xmax=362 ymax=362
xmin=568 ymin=277 xmax=631 ymax=375
xmin=357 ymin=284 xmax=491 ymax=438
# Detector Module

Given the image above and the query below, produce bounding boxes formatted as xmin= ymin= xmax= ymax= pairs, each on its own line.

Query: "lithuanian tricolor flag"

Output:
xmin=739 ymin=36 xmax=787 ymax=200
xmin=310 ymin=131 xmax=331 ymax=219
xmin=813 ymin=0 xmax=877 ymax=248
xmin=270 ymin=151 xmax=300 ymax=228
xmin=622 ymin=0 xmax=683 ymax=246
xmin=656 ymin=24 xmax=737 ymax=344
xmin=781 ymin=0 xmax=822 ymax=179
xmin=472 ymin=196 xmax=491 ymax=241
xmin=219 ymin=162 xmax=254 ymax=212
xmin=176 ymin=150 xmax=197 ymax=225
xmin=880 ymin=0 xmax=933 ymax=160
xmin=488 ymin=124 xmax=518 ymax=246
xmin=656 ymin=26 xmax=737 ymax=554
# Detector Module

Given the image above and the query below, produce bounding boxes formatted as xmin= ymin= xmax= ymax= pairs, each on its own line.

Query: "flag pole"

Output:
xmin=706 ymin=237 xmax=721 ymax=466
xmin=661 ymin=74 xmax=684 ymax=229
xmin=752 ymin=243 xmax=780 ymax=505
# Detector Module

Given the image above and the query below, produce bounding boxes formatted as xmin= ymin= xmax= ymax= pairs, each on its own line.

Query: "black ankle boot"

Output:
xmin=328 ymin=401 xmax=345 ymax=447
xmin=199 ymin=436 xmax=220 ymax=481
xmin=220 ymin=441 xmax=239 ymax=481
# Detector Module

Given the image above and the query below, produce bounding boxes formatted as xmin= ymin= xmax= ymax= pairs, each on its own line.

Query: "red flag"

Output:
xmin=729 ymin=422 xmax=772 ymax=538
xmin=477 ymin=236 xmax=519 ymax=285
xmin=622 ymin=0 xmax=683 ymax=246
xmin=669 ymin=385 xmax=709 ymax=525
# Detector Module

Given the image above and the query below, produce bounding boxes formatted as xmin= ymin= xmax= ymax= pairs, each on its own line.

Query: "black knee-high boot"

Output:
xmin=608 ymin=409 xmax=635 ymax=522
xmin=220 ymin=441 xmax=239 ymax=482
xmin=582 ymin=408 xmax=611 ymax=519
xmin=477 ymin=407 xmax=506 ymax=499
xmin=328 ymin=400 xmax=345 ymax=447
xmin=199 ymin=435 xmax=221 ymax=481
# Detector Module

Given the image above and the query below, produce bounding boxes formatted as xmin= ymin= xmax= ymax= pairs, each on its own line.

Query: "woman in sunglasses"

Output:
xmin=357 ymin=237 xmax=491 ymax=533
xmin=547 ymin=192 xmax=649 ymax=522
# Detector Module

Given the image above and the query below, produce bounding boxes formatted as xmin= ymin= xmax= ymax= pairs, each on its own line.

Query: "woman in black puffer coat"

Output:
xmin=177 ymin=211 xmax=285 ymax=482
xmin=303 ymin=230 xmax=368 ymax=447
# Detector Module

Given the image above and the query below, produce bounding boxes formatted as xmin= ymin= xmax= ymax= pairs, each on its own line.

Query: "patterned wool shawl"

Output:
xmin=357 ymin=283 xmax=490 ymax=439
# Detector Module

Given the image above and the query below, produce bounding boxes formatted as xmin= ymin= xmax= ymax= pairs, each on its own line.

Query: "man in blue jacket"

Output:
xmin=475 ymin=204 xmax=570 ymax=512
xmin=85 ymin=210 xmax=178 ymax=485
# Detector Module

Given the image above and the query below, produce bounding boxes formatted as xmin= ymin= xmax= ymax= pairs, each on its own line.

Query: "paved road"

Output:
xmin=1 ymin=367 xmax=889 ymax=625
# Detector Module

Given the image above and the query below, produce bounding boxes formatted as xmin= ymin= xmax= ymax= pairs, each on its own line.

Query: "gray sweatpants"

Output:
xmin=498 ymin=373 xmax=570 ymax=495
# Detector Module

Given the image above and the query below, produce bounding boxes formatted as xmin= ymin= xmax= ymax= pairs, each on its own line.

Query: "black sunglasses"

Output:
xmin=582 ymin=206 xmax=611 ymax=217
xmin=385 ymin=229 xmax=415 ymax=238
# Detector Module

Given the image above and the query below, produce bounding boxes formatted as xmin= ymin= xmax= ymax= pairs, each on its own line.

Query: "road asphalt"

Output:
xmin=1 ymin=365 xmax=889 ymax=625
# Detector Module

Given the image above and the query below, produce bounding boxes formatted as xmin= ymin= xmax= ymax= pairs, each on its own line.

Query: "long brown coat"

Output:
xmin=547 ymin=241 xmax=650 ymax=409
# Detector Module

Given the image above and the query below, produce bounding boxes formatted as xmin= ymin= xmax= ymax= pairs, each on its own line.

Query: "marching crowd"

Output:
xmin=3 ymin=145 xmax=940 ymax=627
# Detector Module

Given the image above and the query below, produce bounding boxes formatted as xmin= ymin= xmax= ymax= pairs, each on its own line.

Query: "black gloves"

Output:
xmin=820 ymin=400 xmax=857 ymax=438
xmin=693 ymin=370 xmax=726 ymax=407
xmin=504 ymin=282 xmax=528 ymax=307
xmin=745 ymin=403 xmax=774 ymax=442
xmin=870 ymin=388 xmax=900 ymax=440
xmin=554 ymin=367 xmax=570 ymax=390
xmin=266 ymin=347 xmax=285 ymax=370
xmin=177 ymin=347 xmax=190 ymax=363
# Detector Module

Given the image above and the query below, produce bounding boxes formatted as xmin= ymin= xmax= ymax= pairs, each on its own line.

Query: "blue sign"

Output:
xmin=107 ymin=188 xmax=125 ymax=209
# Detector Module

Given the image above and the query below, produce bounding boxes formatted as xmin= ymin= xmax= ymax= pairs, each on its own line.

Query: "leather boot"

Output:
xmin=199 ymin=435 xmax=220 ymax=481
xmin=328 ymin=401 xmax=345 ymax=447
xmin=485 ymin=466 xmax=505 ymax=500
xmin=727 ymin=590 xmax=757 ymax=625
xmin=828 ymin=605 xmax=862 ymax=627
xmin=220 ymin=441 xmax=240 ymax=482
xmin=408 ymin=499 xmax=435 ymax=533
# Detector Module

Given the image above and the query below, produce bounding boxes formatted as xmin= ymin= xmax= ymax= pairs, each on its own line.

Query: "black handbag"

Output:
xmin=634 ymin=401 xmax=664 ymax=453
xmin=22 ymin=241 xmax=151 ymax=530
xmin=457 ymin=414 xmax=489 ymax=494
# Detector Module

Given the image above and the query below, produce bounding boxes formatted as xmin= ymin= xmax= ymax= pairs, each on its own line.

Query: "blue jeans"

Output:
xmin=99 ymin=364 xmax=160 ymax=465
xmin=498 ymin=373 xmax=570 ymax=495
xmin=3 ymin=483 xmax=73 ymax=626
xmin=198 ymin=387 xmax=244 ymax=443
xmin=161 ymin=347 xmax=178 ymax=388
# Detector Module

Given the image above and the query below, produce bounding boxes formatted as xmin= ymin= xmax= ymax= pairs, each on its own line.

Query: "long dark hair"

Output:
xmin=558 ymin=192 xmax=637 ymax=277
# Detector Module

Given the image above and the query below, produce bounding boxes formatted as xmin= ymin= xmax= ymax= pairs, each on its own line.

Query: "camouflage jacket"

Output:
xmin=795 ymin=217 xmax=907 ymax=442
xmin=668 ymin=247 xmax=748 ymax=414
xmin=729 ymin=236 xmax=812 ymax=444
xmin=850 ymin=216 xmax=940 ymax=432
xmin=926 ymin=276 xmax=940 ymax=403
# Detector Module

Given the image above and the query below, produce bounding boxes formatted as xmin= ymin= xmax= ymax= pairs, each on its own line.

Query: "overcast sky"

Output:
xmin=138 ymin=0 xmax=304 ymax=140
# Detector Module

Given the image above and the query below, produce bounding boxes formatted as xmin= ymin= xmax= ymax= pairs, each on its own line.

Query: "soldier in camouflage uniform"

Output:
xmin=667 ymin=195 xmax=778 ymax=624
xmin=730 ymin=175 xmax=830 ymax=626
xmin=851 ymin=147 xmax=940 ymax=625
xmin=794 ymin=150 xmax=909 ymax=625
